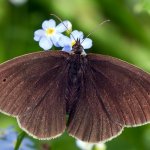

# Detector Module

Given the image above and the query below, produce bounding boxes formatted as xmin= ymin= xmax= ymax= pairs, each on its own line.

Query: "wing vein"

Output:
xmin=89 ymin=66 xmax=125 ymax=125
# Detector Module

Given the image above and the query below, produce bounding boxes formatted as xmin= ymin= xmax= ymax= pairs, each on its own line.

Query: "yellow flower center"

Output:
xmin=71 ymin=40 xmax=76 ymax=46
xmin=46 ymin=28 xmax=55 ymax=36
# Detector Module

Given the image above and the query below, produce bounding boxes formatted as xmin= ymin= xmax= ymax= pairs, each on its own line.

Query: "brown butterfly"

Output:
xmin=0 ymin=40 xmax=150 ymax=143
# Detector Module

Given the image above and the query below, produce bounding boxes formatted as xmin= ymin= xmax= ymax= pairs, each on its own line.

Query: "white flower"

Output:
xmin=34 ymin=19 xmax=72 ymax=50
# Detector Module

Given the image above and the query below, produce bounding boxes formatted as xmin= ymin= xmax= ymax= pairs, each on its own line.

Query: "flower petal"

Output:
xmin=81 ymin=38 xmax=92 ymax=49
xmin=62 ymin=45 xmax=72 ymax=52
xmin=22 ymin=138 xmax=34 ymax=146
xmin=39 ymin=37 xmax=52 ymax=50
xmin=42 ymin=19 xmax=56 ymax=30
xmin=0 ymin=141 xmax=13 ymax=149
xmin=57 ymin=35 xmax=71 ymax=47
xmin=51 ymin=33 xmax=65 ymax=47
xmin=56 ymin=20 xmax=72 ymax=33
xmin=5 ymin=131 xmax=17 ymax=141
xmin=71 ymin=30 xmax=84 ymax=41
xmin=23 ymin=139 xmax=34 ymax=145
xmin=76 ymin=140 xmax=94 ymax=150
xmin=34 ymin=29 xmax=45 ymax=41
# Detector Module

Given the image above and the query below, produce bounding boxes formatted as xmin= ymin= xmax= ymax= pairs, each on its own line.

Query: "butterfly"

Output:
xmin=0 ymin=39 xmax=150 ymax=143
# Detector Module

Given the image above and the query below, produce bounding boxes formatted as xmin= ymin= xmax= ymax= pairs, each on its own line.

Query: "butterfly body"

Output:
xmin=65 ymin=53 xmax=87 ymax=114
xmin=0 ymin=48 xmax=150 ymax=143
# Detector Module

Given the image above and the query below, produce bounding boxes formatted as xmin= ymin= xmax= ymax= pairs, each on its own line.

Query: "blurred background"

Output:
xmin=0 ymin=0 xmax=150 ymax=150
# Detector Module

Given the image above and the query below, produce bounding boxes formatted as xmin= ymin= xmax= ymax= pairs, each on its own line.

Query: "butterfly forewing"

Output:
xmin=0 ymin=51 xmax=69 ymax=139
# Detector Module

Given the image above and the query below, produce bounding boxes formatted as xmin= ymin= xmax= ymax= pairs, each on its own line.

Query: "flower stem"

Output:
xmin=14 ymin=131 xmax=26 ymax=150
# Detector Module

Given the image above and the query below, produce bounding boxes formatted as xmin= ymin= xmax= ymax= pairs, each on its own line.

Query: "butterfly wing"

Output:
xmin=88 ymin=53 xmax=150 ymax=126
xmin=67 ymin=57 xmax=123 ymax=143
xmin=67 ymin=53 xmax=150 ymax=143
xmin=0 ymin=51 xmax=69 ymax=139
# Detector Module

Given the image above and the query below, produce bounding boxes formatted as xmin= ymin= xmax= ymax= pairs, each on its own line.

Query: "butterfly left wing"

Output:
xmin=0 ymin=51 xmax=69 ymax=139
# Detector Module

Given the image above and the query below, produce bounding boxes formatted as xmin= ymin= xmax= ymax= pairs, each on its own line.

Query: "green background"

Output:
xmin=0 ymin=0 xmax=150 ymax=150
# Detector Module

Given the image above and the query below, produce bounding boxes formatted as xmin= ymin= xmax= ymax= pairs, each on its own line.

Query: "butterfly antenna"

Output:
xmin=50 ymin=14 xmax=76 ymax=41
xmin=81 ymin=19 xmax=110 ymax=44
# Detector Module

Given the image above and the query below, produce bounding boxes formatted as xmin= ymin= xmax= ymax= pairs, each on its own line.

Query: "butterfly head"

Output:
xmin=72 ymin=39 xmax=85 ymax=55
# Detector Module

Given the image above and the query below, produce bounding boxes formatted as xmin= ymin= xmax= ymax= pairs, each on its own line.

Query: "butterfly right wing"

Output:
xmin=0 ymin=51 xmax=69 ymax=139
xmin=67 ymin=60 xmax=123 ymax=143
xmin=67 ymin=53 xmax=150 ymax=143
xmin=88 ymin=53 xmax=150 ymax=127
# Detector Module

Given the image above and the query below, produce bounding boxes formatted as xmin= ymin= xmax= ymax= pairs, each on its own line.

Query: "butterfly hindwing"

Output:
xmin=0 ymin=51 xmax=69 ymax=139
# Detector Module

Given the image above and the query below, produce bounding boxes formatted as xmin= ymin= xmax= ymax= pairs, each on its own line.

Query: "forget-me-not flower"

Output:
xmin=34 ymin=19 xmax=72 ymax=50
xmin=59 ymin=30 xmax=92 ymax=52
xmin=0 ymin=127 xmax=35 ymax=150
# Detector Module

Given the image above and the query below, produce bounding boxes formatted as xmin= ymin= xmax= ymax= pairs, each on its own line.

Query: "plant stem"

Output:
xmin=14 ymin=131 xmax=26 ymax=150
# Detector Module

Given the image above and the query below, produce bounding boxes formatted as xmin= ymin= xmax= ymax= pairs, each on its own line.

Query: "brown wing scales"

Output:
xmin=88 ymin=53 xmax=150 ymax=126
xmin=67 ymin=53 xmax=150 ymax=143
xmin=67 ymin=61 xmax=123 ymax=142
xmin=0 ymin=51 xmax=69 ymax=139
xmin=1 ymin=51 xmax=150 ymax=142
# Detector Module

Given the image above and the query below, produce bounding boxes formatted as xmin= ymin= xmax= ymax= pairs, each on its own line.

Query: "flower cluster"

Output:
xmin=0 ymin=127 xmax=35 ymax=150
xmin=34 ymin=19 xmax=92 ymax=52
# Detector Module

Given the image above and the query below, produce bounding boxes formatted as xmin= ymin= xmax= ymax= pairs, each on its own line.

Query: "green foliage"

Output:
xmin=0 ymin=0 xmax=150 ymax=150
xmin=135 ymin=0 xmax=150 ymax=14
